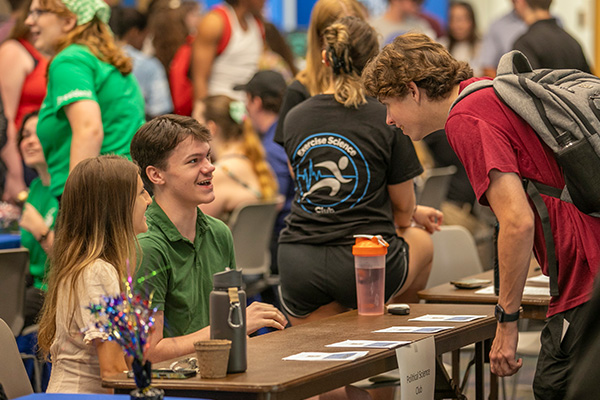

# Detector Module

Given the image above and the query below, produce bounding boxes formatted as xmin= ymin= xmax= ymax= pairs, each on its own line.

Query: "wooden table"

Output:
xmin=104 ymin=304 xmax=496 ymax=400
xmin=418 ymin=268 xmax=550 ymax=320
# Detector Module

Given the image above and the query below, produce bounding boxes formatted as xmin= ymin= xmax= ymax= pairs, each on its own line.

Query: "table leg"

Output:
xmin=475 ymin=341 xmax=484 ymax=400
xmin=452 ymin=349 xmax=460 ymax=385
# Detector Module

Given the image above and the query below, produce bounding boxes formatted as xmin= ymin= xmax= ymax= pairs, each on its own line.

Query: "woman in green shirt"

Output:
xmin=17 ymin=111 xmax=58 ymax=327
xmin=25 ymin=0 xmax=145 ymax=198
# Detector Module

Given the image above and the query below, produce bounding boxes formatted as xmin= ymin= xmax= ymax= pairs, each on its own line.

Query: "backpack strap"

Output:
xmin=449 ymin=79 xmax=493 ymax=111
xmin=524 ymin=179 xmax=559 ymax=296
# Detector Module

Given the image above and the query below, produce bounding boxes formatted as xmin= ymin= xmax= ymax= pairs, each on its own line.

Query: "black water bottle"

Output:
xmin=209 ymin=269 xmax=247 ymax=373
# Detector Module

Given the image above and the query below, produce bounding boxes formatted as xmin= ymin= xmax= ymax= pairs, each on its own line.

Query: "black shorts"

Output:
xmin=277 ymin=236 xmax=409 ymax=318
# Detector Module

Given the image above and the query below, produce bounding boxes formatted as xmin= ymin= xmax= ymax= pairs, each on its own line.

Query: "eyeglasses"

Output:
xmin=27 ymin=9 xmax=51 ymax=20
xmin=169 ymin=357 xmax=198 ymax=371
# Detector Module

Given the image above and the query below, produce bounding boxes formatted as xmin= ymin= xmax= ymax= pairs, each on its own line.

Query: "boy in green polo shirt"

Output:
xmin=131 ymin=114 xmax=287 ymax=362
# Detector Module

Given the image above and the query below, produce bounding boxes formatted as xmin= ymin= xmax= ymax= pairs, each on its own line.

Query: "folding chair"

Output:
xmin=228 ymin=200 xmax=280 ymax=298
xmin=0 ymin=318 xmax=33 ymax=399
xmin=416 ymin=166 xmax=457 ymax=209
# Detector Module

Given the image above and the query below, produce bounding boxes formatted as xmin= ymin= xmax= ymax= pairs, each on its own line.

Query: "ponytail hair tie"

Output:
xmin=328 ymin=47 xmax=353 ymax=75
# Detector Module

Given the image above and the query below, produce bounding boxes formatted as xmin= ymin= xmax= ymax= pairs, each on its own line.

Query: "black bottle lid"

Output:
xmin=213 ymin=268 xmax=243 ymax=289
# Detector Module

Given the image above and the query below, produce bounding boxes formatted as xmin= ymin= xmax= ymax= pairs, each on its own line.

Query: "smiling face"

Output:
xmin=25 ymin=0 xmax=74 ymax=55
xmin=380 ymin=82 xmax=451 ymax=141
xmin=19 ymin=116 xmax=46 ymax=170
xmin=382 ymin=95 xmax=428 ymax=141
xmin=156 ymin=136 xmax=216 ymax=207
xmin=133 ymin=175 xmax=152 ymax=235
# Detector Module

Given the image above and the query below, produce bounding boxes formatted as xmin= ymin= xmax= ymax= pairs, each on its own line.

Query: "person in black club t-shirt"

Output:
xmin=278 ymin=16 xmax=442 ymax=329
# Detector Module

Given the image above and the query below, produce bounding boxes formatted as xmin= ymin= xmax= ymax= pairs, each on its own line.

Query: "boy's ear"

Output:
xmin=407 ymin=81 xmax=421 ymax=104
xmin=146 ymin=165 xmax=165 ymax=186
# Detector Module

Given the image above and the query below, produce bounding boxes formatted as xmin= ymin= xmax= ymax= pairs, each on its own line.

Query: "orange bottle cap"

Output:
xmin=352 ymin=235 xmax=389 ymax=256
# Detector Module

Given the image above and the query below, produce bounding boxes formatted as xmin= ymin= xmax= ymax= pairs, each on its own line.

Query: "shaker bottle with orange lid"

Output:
xmin=352 ymin=235 xmax=389 ymax=316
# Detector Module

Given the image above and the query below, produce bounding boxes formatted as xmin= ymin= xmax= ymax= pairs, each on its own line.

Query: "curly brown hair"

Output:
xmin=362 ymin=33 xmax=473 ymax=101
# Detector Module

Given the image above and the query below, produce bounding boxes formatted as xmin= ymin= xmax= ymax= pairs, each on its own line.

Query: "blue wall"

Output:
xmin=133 ymin=0 xmax=449 ymax=32
xmin=296 ymin=0 xmax=447 ymax=31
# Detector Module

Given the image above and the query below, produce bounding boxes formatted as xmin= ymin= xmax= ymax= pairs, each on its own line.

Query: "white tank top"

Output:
xmin=208 ymin=4 xmax=263 ymax=102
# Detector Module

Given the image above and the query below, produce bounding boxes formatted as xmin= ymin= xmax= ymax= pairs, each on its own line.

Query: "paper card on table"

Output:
xmin=396 ymin=336 xmax=435 ymax=400
xmin=527 ymin=274 xmax=550 ymax=284
xmin=282 ymin=351 xmax=369 ymax=361
xmin=373 ymin=326 xmax=454 ymax=334
xmin=409 ymin=314 xmax=486 ymax=322
xmin=475 ymin=285 xmax=550 ymax=296
xmin=326 ymin=340 xmax=410 ymax=349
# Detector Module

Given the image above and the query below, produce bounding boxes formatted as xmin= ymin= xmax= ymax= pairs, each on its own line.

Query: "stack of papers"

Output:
xmin=374 ymin=326 xmax=454 ymax=334
xmin=283 ymin=351 xmax=368 ymax=361
xmin=409 ymin=314 xmax=487 ymax=322
xmin=475 ymin=285 xmax=549 ymax=296
xmin=326 ymin=340 xmax=409 ymax=349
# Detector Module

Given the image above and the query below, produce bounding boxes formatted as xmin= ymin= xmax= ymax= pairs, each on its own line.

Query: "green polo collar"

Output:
xmin=145 ymin=200 xmax=209 ymax=245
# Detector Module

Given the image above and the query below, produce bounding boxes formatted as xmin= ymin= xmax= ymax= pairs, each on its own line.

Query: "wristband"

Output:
xmin=38 ymin=229 xmax=50 ymax=243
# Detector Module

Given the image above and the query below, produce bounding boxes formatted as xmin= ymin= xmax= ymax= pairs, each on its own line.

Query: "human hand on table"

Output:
xmin=412 ymin=205 xmax=443 ymax=234
xmin=489 ymin=321 xmax=522 ymax=376
xmin=246 ymin=301 xmax=288 ymax=334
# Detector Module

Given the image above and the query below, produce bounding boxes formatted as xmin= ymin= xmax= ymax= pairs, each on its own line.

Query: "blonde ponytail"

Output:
xmin=240 ymin=119 xmax=278 ymax=200
xmin=203 ymin=96 xmax=279 ymax=201
xmin=323 ymin=16 xmax=379 ymax=108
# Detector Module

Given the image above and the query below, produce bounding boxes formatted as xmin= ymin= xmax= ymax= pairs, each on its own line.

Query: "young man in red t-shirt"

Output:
xmin=362 ymin=33 xmax=600 ymax=400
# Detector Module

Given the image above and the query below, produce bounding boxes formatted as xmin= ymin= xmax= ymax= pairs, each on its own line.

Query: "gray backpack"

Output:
xmin=451 ymin=50 xmax=600 ymax=296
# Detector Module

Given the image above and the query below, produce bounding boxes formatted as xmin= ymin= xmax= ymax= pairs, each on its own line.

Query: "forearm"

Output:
xmin=39 ymin=230 xmax=54 ymax=255
xmin=70 ymin=126 xmax=103 ymax=171
xmin=95 ymin=339 xmax=129 ymax=378
xmin=146 ymin=327 xmax=211 ymax=363
xmin=1 ymin=135 xmax=25 ymax=180
xmin=497 ymin=216 xmax=534 ymax=314
xmin=388 ymin=181 xmax=417 ymax=229
xmin=1 ymin=123 xmax=25 ymax=184
xmin=392 ymin=199 xmax=415 ymax=229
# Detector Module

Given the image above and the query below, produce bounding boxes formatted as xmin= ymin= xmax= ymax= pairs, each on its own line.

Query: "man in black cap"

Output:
xmin=234 ymin=70 xmax=294 ymax=275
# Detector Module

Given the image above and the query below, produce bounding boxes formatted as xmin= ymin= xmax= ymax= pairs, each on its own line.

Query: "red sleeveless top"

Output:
xmin=15 ymin=38 xmax=48 ymax=129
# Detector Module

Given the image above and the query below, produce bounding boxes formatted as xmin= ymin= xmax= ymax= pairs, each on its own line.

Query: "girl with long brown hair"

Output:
xmin=198 ymin=95 xmax=278 ymax=220
xmin=38 ymin=156 xmax=152 ymax=393
xmin=24 ymin=0 xmax=145 ymax=199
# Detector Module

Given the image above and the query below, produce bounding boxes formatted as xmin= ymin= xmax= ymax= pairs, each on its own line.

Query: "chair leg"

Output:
xmin=20 ymin=353 xmax=41 ymax=392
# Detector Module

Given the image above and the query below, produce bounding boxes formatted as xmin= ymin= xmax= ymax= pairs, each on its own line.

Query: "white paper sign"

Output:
xmin=475 ymin=285 xmax=549 ymax=296
xmin=396 ymin=336 xmax=435 ymax=400
xmin=527 ymin=274 xmax=550 ymax=284
xmin=326 ymin=340 xmax=410 ymax=349
xmin=409 ymin=314 xmax=486 ymax=322
xmin=374 ymin=326 xmax=454 ymax=334
xmin=282 ymin=351 xmax=368 ymax=361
